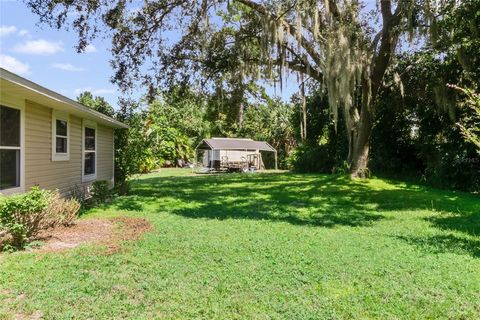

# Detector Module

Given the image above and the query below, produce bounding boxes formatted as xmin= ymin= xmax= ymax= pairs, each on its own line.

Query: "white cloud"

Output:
xmin=14 ymin=39 xmax=64 ymax=55
xmin=74 ymin=87 xmax=115 ymax=95
xmin=84 ymin=44 xmax=97 ymax=53
xmin=94 ymin=88 xmax=115 ymax=94
xmin=0 ymin=25 xmax=17 ymax=37
xmin=18 ymin=29 xmax=30 ymax=37
xmin=0 ymin=54 xmax=30 ymax=74
xmin=52 ymin=63 xmax=84 ymax=72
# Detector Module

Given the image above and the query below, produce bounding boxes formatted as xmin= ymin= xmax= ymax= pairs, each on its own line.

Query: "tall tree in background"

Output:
xmin=77 ymin=91 xmax=115 ymax=117
xmin=29 ymin=0 xmax=451 ymax=177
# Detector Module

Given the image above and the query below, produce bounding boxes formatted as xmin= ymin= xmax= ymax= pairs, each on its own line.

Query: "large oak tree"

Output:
xmin=27 ymin=0 xmax=450 ymax=176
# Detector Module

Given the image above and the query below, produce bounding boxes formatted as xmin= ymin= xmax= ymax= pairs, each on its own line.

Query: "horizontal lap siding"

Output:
xmin=24 ymin=100 xmax=114 ymax=196
xmin=96 ymin=125 xmax=114 ymax=182
xmin=25 ymin=101 xmax=82 ymax=195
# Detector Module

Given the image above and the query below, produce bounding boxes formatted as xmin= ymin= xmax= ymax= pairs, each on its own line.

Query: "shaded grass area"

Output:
xmin=1 ymin=169 xmax=479 ymax=319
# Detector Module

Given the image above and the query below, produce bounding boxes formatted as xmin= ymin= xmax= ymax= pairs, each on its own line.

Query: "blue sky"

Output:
xmin=0 ymin=1 xmax=298 ymax=108
xmin=0 ymin=1 xmax=129 ymax=107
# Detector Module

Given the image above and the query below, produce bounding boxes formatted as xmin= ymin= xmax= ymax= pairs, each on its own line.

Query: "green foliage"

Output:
xmin=142 ymin=87 xmax=210 ymax=166
xmin=453 ymin=85 xmax=480 ymax=153
xmin=366 ymin=0 xmax=480 ymax=190
xmin=77 ymin=91 xmax=115 ymax=117
xmin=0 ymin=187 xmax=80 ymax=250
xmin=2 ymin=170 xmax=480 ymax=318
xmin=138 ymin=149 xmax=158 ymax=174
xmin=370 ymin=53 xmax=480 ymax=192
xmin=432 ymin=0 xmax=480 ymax=81
xmin=332 ymin=161 xmax=351 ymax=175
xmin=153 ymin=87 xmax=210 ymax=147
xmin=113 ymin=98 xmax=155 ymax=194
xmin=112 ymin=89 xmax=209 ymax=194
xmin=90 ymin=181 xmax=112 ymax=204
xmin=287 ymin=144 xmax=330 ymax=173
xmin=146 ymin=122 xmax=193 ymax=163
xmin=63 ymin=0 xmax=478 ymax=190
xmin=68 ymin=184 xmax=88 ymax=206
xmin=238 ymin=98 xmax=296 ymax=168
xmin=28 ymin=0 xmax=475 ymax=177
xmin=287 ymin=90 xmax=348 ymax=172
xmin=0 ymin=187 xmax=50 ymax=249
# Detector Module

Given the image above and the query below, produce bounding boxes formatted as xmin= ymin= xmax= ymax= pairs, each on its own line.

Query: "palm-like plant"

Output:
xmin=451 ymin=85 xmax=480 ymax=154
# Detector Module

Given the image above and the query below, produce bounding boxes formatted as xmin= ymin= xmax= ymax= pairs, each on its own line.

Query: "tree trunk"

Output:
xmin=238 ymin=102 xmax=244 ymax=129
xmin=349 ymin=104 xmax=374 ymax=178
xmin=300 ymin=73 xmax=307 ymax=141
xmin=348 ymin=1 xmax=400 ymax=178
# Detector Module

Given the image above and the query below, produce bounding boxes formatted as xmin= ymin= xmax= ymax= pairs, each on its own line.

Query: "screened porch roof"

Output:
xmin=196 ymin=138 xmax=276 ymax=152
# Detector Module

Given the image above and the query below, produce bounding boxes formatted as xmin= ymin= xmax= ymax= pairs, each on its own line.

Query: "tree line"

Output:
xmin=29 ymin=0 xmax=478 ymax=192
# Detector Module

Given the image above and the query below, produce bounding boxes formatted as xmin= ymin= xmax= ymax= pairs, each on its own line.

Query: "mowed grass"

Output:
xmin=1 ymin=169 xmax=479 ymax=319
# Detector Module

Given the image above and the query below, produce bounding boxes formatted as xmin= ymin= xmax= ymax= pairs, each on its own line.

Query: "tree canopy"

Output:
xmin=30 ymin=0 xmax=479 ymax=182
xmin=77 ymin=91 xmax=115 ymax=117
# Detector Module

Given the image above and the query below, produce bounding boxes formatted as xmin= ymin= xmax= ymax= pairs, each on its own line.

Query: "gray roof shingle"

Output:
xmin=197 ymin=138 xmax=276 ymax=152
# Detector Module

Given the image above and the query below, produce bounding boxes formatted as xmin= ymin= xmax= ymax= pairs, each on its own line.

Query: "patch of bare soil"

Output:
xmin=34 ymin=217 xmax=151 ymax=254
xmin=14 ymin=310 xmax=43 ymax=320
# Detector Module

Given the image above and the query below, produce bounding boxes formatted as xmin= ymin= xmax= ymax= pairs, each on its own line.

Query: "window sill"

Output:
xmin=52 ymin=154 xmax=70 ymax=162
xmin=0 ymin=186 xmax=24 ymax=196
xmin=82 ymin=174 xmax=97 ymax=183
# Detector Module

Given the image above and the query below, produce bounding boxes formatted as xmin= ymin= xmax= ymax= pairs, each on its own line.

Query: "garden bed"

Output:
xmin=34 ymin=217 xmax=151 ymax=253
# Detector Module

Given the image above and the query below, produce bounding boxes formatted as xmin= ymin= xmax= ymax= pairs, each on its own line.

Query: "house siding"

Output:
xmin=24 ymin=100 xmax=114 ymax=196
xmin=97 ymin=125 xmax=114 ymax=182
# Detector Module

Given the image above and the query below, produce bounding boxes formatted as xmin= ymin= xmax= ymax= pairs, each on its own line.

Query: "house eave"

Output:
xmin=0 ymin=68 xmax=128 ymax=129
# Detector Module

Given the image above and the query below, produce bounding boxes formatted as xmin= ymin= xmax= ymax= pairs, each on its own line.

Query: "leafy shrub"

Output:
xmin=68 ymin=184 xmax=87 ymax=206
xmin=0 ymin=187 xmax=80 ymax=250
xmin=0 ymin=187 xmax=50 ymax=248
xmin=370 ymin=54 xmax=480 ymax=192
xmin=287 ymin=144 xmax=342 ymax=173
xmin=91 ymin=180 xmax=112 ymax=204
xmin=44 ymin=193 xmax=81 ymax=227
xmin=332 ymin=161 xmax=351 ymax=175
xmin=139 ymin=152 xmax=158 ymax=173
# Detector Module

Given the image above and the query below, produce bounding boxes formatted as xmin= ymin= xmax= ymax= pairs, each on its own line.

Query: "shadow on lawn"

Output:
xmin=397 ymin=234 xmax=480 ymax=257
xmin=113 ymin=172 xmax=479 ymax=254
xmin=114 ymin=195 xmax=146 ymax=212
xmin=114 ymin=173 xmax=385 ymax=227
xmin=429 ymin=212 xmax=480 ymax=237
xmin=172 ymin=198 xmax=384 ymax=228
xmin=408 ymin=210 xmax=480 ymax=258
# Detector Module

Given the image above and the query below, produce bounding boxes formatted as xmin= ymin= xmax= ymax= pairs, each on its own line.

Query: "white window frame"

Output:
xmin=51 ymin=110 xmax=70 ymax=161
xmin=82 ymin=120 xmax=97 ymax=182
xmin=0 ymin=94 xmax=25 ymax=195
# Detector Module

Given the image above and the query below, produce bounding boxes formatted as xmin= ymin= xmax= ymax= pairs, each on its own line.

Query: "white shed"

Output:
xmin=196 ymin=137 xmax=277 ymax=171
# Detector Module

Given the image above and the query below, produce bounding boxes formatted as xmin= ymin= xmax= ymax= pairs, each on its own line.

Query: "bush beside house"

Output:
xmin=0 ymin=187 xmax=80 ymax=251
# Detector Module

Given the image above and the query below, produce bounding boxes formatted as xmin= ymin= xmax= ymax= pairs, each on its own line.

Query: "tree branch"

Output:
xmin=234 ymin=0 xmax=323 ymax=68
xmin=274 ymin=59 xmax=323 ymax=83
xmin=370 ymin=0 xmax=402 ymax=101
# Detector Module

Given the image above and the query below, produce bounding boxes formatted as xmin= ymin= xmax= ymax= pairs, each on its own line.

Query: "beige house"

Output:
xmin=0 ymin=68 xmax=127 ymax=196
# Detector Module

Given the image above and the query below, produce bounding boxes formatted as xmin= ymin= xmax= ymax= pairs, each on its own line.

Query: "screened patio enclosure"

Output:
xmin=196 ymin=138 xmax=277 ymax=171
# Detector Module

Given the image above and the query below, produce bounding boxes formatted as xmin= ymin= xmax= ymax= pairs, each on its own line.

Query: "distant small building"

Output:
xmin=196 ymin=137 xmax=277 ymax=171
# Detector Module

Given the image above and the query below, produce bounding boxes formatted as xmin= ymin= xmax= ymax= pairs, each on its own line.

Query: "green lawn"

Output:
xmin=1 ymin=169 xmax=479 ymax=319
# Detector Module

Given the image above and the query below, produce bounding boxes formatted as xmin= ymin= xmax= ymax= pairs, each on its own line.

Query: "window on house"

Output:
xmin=56 ymin=119 xmax=68 ymax=153
xmin=52 ymin=112 xmax=69 ymax=161
xmin=0 ymin=105 xmax=21 ymax=190
xmin=84 ymin=126 xmax=96 ymax=176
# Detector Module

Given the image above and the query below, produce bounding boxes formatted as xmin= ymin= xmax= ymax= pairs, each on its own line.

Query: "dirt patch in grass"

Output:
xmin=34 ymin=217 xmax=151 ymax=254
xmin=14 ymin=310 xmax=44 ymax=320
